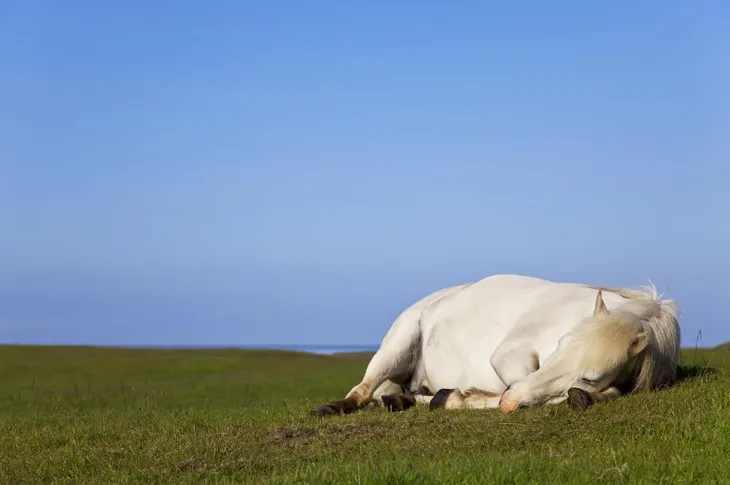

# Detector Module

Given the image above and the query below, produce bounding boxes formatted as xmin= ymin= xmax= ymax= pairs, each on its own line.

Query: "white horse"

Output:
xmin=312 ymin=274 xmax=681 ymax=415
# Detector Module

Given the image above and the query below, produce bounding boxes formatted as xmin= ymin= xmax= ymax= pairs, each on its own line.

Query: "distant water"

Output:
xmin=243 ymin=344 xmax=378 ymax=355
xmin=28 ymin=343 xmax=380 ymax=354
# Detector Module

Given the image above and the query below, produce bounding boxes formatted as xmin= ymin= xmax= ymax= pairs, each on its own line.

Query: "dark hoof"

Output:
xmin=567 ymin=387 xmax=594 ymax=411
xmin=429 ymin=388 xmax=455 ymax=410
xmin=310 ymin=398 xmax=359 ymax=416
xmin=311 ymin=404 xmax=339 ymax=416
xmin=381 ymin=393 xmax=416 ymax=412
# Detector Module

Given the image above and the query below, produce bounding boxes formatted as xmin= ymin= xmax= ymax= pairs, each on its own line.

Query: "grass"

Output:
xmin=1 ymin=345 xmax=729 ymax=484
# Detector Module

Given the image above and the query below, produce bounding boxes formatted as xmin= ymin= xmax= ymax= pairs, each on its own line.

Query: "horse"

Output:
xmin=312 ymin=274 xmax=681 ymax=416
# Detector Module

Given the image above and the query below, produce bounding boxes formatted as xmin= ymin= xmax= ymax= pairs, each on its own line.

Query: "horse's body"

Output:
xmin=313 ymin=274 xmax=681 ymax=415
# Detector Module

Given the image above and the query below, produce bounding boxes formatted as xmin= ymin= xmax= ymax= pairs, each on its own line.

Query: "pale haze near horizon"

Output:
xmin=1 ymin=2 xmax=729 ymax=348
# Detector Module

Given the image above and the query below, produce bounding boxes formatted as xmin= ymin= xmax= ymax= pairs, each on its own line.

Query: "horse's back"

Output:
xmin=421 ymin=274 xmax=560 ymax=334
xmin=429 ymin=273 xmax=630 ymax=327
xmin=378 ymin=282 xmax=472 ymax=349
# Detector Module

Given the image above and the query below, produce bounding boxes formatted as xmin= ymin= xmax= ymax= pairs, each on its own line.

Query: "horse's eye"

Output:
xmin=582 ymin=377 xmax=599 ymax=385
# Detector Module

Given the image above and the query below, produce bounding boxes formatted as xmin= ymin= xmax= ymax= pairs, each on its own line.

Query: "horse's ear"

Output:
xmin=629 ymin=331 xmax=649 ymax=357
xmin=593 ymin=290 xmax=609 ymax=316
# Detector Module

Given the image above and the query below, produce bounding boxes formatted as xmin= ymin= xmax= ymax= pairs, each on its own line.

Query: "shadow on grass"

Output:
xmin=675 ymin=363 xmax=717 ymax=384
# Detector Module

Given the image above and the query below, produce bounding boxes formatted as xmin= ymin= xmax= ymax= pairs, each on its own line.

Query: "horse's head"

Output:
xmin=499 ymin=290 xmax=650 ymax=413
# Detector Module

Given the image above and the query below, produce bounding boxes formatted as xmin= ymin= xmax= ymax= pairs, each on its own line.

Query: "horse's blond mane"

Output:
xmin=582 ymin=282 xmax=682 ymax=392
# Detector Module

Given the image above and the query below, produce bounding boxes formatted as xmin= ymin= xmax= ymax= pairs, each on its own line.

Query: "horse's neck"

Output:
xmin=489 ymin=285 xmax=626 ymax=357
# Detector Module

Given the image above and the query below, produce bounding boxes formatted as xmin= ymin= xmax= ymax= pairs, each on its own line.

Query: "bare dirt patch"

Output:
xmin=268 ymin=421 xmax=386 ymax=447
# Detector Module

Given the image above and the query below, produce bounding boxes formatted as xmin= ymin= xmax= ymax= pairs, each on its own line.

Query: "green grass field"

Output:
xmin=1 ymin=344 xmax=728 ymax=484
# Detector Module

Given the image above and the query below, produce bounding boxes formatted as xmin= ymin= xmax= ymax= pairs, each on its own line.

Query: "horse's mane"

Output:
xmin=583 ymin=282 xmax=682 ymax=392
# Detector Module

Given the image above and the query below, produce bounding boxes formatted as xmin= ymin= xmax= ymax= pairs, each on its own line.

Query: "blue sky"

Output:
xmin=1 ymin=1 xmax=728 ymax=347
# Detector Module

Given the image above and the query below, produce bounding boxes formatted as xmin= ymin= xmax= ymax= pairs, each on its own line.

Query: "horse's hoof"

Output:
xmin=381 ymin=394 xmax=397 ymax=411
xmin=429 ymin=388 xmax=455 ymax=410
xmin=311 ymin=398 xmax=360 ymax=416
xmin=311 ymin=405 xmax=339 ymax=416
xmin=567 ymin=387 xmax=594 ymax=411
xmin=381 ymin=393 xmax=416 ymax=412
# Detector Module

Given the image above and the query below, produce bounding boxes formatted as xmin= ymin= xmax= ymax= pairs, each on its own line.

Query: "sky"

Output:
xmin=1 ymin=1 xmax=729 ymax=347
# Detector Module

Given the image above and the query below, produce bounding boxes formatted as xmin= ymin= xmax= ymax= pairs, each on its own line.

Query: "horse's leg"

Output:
xmin=489 ymin=342 xmax=540 ymax=388
xmin=311 ymin=284 xmax=469 ymax=417
xmin=380 ymin=391 xmax=417 ymax=412
xmin=414 ymin=393 xmax=435 ymax=405
xmin=567 ymin=386 xmax=622 ymax=411
xmin=311 ymin=313 xmax=422 ymax=416
xmin=373 ymin=380 xmax=415 ymax=412
xmin=429 ymin=342 xmax=540 ymax=411
xmin=379 ymin=382 xmax=436 ymax=412
xmin=372 ymin=380 xmax=403 ymax=401
xmin=429 ymin=387 xmax=503 ymax=410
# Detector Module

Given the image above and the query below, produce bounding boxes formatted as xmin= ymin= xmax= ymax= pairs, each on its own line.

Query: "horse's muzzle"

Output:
xmin=498 ymin=390 xmax=520 ymax=413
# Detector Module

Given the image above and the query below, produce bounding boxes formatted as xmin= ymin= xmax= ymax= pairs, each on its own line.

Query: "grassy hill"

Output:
xmin=1 ymin=344 xmax=728 ymax=484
